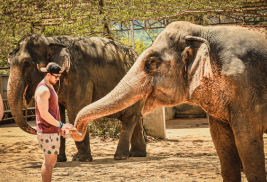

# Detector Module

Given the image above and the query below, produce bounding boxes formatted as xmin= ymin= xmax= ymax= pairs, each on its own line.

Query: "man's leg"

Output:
xmin=38 ymin=133 xmax=61 ymax=182
xmin=41 ymin=154 xmax=57 ymax=182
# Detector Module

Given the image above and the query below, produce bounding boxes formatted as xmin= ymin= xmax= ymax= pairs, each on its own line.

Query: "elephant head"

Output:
xmin=70 ymin=21 xmax=213 ymax=141
xmin=7 ymin=34 xmax=70 ymax=134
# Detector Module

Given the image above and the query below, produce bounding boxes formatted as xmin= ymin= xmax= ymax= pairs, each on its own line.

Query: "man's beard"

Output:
xmin=49 ymin=79 xmax=58 ymax=86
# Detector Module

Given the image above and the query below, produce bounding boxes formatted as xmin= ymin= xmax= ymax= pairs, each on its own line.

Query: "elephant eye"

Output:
xmin=25 ymin=62 xmax=30 ymax=67
xmin=24 ymin=61 xmax=32 ymax=70
xmin=23 ymin=60 xmax=31 ymax=73
xmin=145 ymin=56 xmax=162 ymax=71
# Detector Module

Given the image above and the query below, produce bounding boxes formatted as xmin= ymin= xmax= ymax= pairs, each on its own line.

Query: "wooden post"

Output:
xmin=143 ymin=107 xmax=166 ymax=139
xmin=25 ymin=107 xmax=28 ymax=122
xmin=130 ymin=20 xmax=135 ymax=50
xmin=0 ymin=75 xmax=3 ymax=97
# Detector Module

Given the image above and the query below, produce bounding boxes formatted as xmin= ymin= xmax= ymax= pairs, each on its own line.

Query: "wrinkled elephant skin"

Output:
xmin=8 ymin=35 xmax=146 ymax=162
xmin=71 ymin=22 xmax=267 ymax=181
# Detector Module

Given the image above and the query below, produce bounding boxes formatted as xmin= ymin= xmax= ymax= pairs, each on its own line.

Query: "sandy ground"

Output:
xmin=0 ymin=118 xmax=265 ymax=182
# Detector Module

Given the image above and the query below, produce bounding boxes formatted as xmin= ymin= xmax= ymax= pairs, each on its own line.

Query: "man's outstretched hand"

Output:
xmin=62 ymin=123 xmax=74 ymax=131
xmin=60 ymin=123 xmax=74 ymax=138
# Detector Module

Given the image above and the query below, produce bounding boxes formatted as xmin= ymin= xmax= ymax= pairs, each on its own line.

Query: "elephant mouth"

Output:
xmin=141 ymin=89 xmax=155 ymax=115
xmin=24 ymin=80 xmax=38 ymax=107
xmin=141 ymin=99 xmax=152 ymax=115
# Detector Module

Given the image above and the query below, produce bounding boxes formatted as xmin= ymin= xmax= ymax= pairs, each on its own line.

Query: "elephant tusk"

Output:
xmin=36 ymin=64 xmax=41 ymax=71
xmin=23 ymin=83 xmax=31 ymax=109
xmin=185 ymin=36 xmax=210 ymax=51
xmin=24 ymin=83 xmax=30 ymax=97
xmin=36 ymin=62 xmax=46 ymax=72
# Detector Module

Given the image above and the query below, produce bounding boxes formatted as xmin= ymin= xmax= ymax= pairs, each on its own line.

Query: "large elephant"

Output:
xmin=7 ymin=34 xmax=147 ymax=162
xmin=70 ymin=21 xmax=267 ymax=181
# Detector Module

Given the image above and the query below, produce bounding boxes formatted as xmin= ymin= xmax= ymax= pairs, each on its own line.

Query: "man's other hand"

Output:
xmin=61 ymin=129 xmax=67 ymax=138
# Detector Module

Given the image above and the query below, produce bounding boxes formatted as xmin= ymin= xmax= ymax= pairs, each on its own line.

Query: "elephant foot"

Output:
xmin=114 ymin=153 xmax=129 ymax=160
xmin=129 ymin=150 xmax=146 ymax=157
xmin=57 ymin=154 xmax=67 ymax=162
xmin=72 ymin=152 xmax=93 ymax=162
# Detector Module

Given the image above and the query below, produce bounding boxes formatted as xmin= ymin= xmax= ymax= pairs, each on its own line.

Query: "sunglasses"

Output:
xmin=51 ymin=73 xmax=61 ymax=79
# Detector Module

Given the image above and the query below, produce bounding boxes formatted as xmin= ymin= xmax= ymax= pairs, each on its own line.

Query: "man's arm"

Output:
xmin=0 ymin=94 xmax=3 ymax=121
xmin=36 ymin=86 xmax=61 ymax=127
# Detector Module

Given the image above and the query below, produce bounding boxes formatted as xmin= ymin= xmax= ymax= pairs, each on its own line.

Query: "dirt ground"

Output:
xmin=0 ymin=118 xmax=266 ymax=182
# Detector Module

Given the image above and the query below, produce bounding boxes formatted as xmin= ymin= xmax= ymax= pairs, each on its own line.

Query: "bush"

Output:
xmin=88 ymin=117 xmax=122 ymax=139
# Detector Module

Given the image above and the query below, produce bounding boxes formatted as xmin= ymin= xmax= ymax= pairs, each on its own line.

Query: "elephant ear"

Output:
xmin=36 ymin=43 xmax=70 ymax=73
xmin=47 ymin=43 xmax=70 ymax=73
xmin=182 ymin=36 xmax=213 ymax=98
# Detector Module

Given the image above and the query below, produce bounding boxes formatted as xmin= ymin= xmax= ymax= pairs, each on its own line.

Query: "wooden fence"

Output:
xmin=0 ymin=74 xmax=35 ymax=123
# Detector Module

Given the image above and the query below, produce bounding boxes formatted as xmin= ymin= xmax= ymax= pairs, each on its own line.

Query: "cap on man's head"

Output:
xmin=40 ymin=62 xmax=62 ymax=74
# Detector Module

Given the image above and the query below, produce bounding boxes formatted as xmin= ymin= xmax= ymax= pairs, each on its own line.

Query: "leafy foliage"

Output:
xmin=0 ymin=0 xmax=266 ymax=69
xmin=119 ymin=38 xmax=148 ymax=54
xmin=88 ymin=117 xmax=122 ymax=139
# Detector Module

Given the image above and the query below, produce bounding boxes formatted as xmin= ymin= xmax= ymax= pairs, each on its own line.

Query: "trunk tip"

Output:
xmin=69 ymin=128 xmax=86 ymax=141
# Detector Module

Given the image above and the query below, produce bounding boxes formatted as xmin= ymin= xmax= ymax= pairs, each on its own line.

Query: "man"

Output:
xmin=35 ymin=62 xmax=73 ymax=182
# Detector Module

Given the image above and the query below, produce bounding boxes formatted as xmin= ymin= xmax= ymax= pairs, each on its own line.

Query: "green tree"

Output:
xmin=119 ymin=38 xmax=147 ymax=55
xmin=0 ymin=0 xmax=266 ymax=70
xmin=134 ymin=40 xmax=147 ymax=55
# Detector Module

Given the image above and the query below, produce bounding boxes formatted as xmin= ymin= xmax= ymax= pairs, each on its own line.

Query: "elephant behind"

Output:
xmin=70 ymin=22 xmax=267 ymax=181
xmin=7 ymin=34 xmax=146 ymax=161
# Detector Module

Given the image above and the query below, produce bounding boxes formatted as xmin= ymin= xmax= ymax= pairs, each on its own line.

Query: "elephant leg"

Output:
xmin=231 ymin=113 xmax=266 ymax=181
xmin=129 ymin=118 xmax=146 ymax=157
xmin=209 ymin=115 xmax=241 ymax=182
xmin=114 ymin=120 xmax=135 ymax=160
xmin=57 ymin=104 xmax=67 ymax=162
xmin=114 ymin=100 xmax=146 ymax=160
xmin=67 ymin=109 xmax=92 ymax=162
xmin=67 ymin=81 xmax=94 ymax=162
xmin=73 ymin=131 xmax=92 ymax=162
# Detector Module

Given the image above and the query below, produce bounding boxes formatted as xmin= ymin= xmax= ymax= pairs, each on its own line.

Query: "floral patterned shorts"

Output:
xmin=37 ymin=132 xmax=60 ymax=155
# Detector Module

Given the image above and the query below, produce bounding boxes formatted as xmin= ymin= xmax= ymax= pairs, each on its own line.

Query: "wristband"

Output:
xmin=58 ymin=122 xmax=63 ymax=128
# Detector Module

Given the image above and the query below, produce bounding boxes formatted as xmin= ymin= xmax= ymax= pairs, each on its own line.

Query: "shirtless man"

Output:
xmin=35 ymin=62 xmax=73 ymax=182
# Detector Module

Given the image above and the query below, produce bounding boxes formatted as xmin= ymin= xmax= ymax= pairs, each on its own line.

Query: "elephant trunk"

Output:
xmin=70 ymin=62 xmax=150 ymax=141
xmin=7 ymin=67 xmax=36 ymax=135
